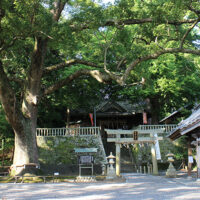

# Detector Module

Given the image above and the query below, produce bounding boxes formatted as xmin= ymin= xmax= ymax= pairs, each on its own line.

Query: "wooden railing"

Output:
xmin=36 ymin=127 xmax=100 ymax=137
xmin=137 ymin=124 xmax=177 ymax=133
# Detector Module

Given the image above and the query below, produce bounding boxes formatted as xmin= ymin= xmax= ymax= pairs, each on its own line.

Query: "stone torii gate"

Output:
xmin=105 ymin=125 xmax=177 ymax=176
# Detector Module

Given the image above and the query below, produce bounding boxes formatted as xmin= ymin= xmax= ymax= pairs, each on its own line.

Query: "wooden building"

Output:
xmin=69 ymin=100 xmax=151 ymax=154
xmin=168 ymin=104 xmax=200 ymax=178
xmin=69 ymin=100 xmax=151 ymax=129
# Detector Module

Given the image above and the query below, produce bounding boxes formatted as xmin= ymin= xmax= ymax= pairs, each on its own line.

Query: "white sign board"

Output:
xmin=188 ymin=156 xmax=193 ymax=163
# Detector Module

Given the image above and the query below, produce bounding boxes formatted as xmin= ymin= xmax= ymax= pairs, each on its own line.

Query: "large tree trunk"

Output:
xmin=0 ymin=36 xmax=45 ymax=175
xmin=11 ymin=118 xmax=39 ymax=175
xmin=0 ymin=1 xmax=67 ymax=176
xmin=9 ymin=38 xmax=47 ymax=175
xmin=149 ymin=97 xmax=160 ymax=125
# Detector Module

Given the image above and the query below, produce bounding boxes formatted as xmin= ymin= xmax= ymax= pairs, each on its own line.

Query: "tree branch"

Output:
xmin=8 ymin=77 xmax=24 ymax=86
xmin=0 ymin=36 xmax=25 ymax=52
xmin=51 ymin=0 xmax=69 ymax=21
xmin=0 ymin=60 xmax=23 ymax=130
xmin=71 ymin=18 xmax=197 ymax=31
xmin=117 ymin=57 xmax=126 ymax=70
xmin=43 ymin=69 xmax=111 ymax=96
xmin=180 ymin=18 xmax=200 ymax=48
xmin=123 ymin=48 xmax=200 ymax=82
xmin=43 ymin=47 xmax=200 ymax=96
xmin=187 ymin=4 xmax=200 ymax=16
xmin=44 ymin=59 xmax=100 ymax=74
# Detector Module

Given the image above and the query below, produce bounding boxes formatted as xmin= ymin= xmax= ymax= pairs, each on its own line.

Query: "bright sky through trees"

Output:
xmin=103 ymin=0 xmax=114 ymax=3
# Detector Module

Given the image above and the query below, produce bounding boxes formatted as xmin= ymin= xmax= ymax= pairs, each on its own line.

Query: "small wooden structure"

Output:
xmin=74 ymin=148 xmax=97 ymax=176
xmin=105 ymin=125 xmax=177 ymax=176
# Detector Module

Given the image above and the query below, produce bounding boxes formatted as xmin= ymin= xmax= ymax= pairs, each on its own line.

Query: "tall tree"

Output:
xmin=117 ymin=53 xmax=200 ymax=123
xmin=0 ymin=0 xmax=200 ymax=175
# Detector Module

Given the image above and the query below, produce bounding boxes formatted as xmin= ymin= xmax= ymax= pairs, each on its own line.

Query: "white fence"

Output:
xmin=36 ymin=125 xmax=177 ymax=137
xmin=137 ymin=124 xmax=177 ymax=133
xmin=36 ymin=127 xmax=100 ymax=137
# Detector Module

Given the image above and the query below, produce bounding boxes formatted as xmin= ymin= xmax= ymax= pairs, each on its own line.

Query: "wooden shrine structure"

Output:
xmin=169 ymin=104 xmax=200 ymax=178
xmin=68 ymin=100 xmax=152 ymax=155
xmin=69 ymin=101 xmax=151 ymax=130
xmin=105 ymin=125 xmax=177 ymax=176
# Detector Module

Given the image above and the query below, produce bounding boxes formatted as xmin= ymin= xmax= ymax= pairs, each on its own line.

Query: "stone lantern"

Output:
xmin=166 ymin=152 xmax=177 ymax=178
xmin=106 ymin=152 xmax=117 ymax=179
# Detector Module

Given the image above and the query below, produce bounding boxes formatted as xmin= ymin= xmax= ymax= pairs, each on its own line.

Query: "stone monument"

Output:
xmin=106 ymin=152 xmax=117 ymax=179
xmin=166 ymin=153 xmax=176 ymax=178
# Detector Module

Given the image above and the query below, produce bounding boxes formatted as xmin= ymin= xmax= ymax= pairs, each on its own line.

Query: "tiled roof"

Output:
xmin=169 ymin=104 xmax=200 ymax=139
xmin=95 ymin=100 xmax=147 ymax=113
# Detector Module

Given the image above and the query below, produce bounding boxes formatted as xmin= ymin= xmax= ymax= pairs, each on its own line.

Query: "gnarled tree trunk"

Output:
xmin=0 ymin=1 xmax=68 ymax=176
xmin=11 ymin=118 xmax=39 ymax=175
xmin=0 ymin=58 xmax=41 ymax=175
xmin=0 ymin=35 xmax=46 ymax=175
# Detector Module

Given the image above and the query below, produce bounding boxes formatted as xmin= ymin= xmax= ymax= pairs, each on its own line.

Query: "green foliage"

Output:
xmin=116 ymin=53 xmax=200 ymax=121
xmin=1 ymin=0 xmax=200 ymax=126
xmin=0 ymin=0 xmax=200 ymax=170
xmin=0 ymin=105 xmax=13 ymax=139
xmin=38 ymin=136 xmax=99 ymax=165
xmin=38 ymin=137 xmax=76 ymax=165
xmin=0 ymin=105 xmax=14 ymax=166
xmin=173 ymin=136 xmax=188 ymax=161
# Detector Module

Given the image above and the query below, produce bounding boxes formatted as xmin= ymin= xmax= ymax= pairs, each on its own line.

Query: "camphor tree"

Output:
xmin=116 ymin=53 xmax=200 ymax=124
xmin=0 ymin=0 xmax=200 ymax=175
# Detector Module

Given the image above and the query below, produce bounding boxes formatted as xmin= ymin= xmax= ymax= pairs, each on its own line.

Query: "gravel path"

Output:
xmin=1 ymin=173 xmax=200 ymax=200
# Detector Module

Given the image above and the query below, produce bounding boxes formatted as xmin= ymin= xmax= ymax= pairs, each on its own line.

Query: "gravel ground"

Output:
xmin=1 ymin=173 xmax=200 ymax=200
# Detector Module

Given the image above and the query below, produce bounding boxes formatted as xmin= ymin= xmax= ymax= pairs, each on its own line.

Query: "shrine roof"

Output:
xmin=95 ymin=100 xmax=148 ymax=114
xmin=70 ymin=100 xmax=149 ymax=117
xmin=168 ymin=104 xmax=200 ymax=140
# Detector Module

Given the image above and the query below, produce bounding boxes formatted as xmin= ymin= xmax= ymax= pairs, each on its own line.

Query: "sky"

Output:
xmin=103 ymin=0 xmax=115 ymax=3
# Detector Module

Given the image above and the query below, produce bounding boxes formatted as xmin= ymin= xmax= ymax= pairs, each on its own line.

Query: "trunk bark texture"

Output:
xmin=11 ymin=37 xmax=47 ymax=175
xmin=149 ymin=97 xmax=160 ymax=125
xmin=11 ymin=118 xmax=39 ymax=175
xmin=0 ymin=37 xmax=47 ymax=175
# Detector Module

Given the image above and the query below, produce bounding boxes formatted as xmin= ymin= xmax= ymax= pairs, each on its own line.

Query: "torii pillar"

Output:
xmin=116 ymin=134 xmax=121 ymax=176
xmin=151 ymin=143 xmax=159 ymax=175
xmin=150 ymin=133 xmax=159 ymax=175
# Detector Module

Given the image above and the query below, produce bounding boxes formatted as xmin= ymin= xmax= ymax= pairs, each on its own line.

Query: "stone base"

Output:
xmin=75 ymin=176 xmax=96 ymax=183
xmin=166 ymin=163 xmax=176 ymax=178
xmin=106 ymin=167 xmax=117 ymax=180
xmin=106 ymin=175 xmax=117 ymax=180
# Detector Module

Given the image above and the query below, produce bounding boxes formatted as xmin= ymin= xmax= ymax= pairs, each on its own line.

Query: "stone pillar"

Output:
xmin=143 ymin=166 xmax=146 ymax=174
xmin=147 ymin=165 xmax=151 ymax=174
xmin=139 ymin=166 xmax=142 ymax=173
xmin=116 ymin=143 xmax=121 ymax=176
xmin=115 ymin=133 xmax=121 ymax=176
xmin=151 ymin=140 xmax=159 ymax=175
